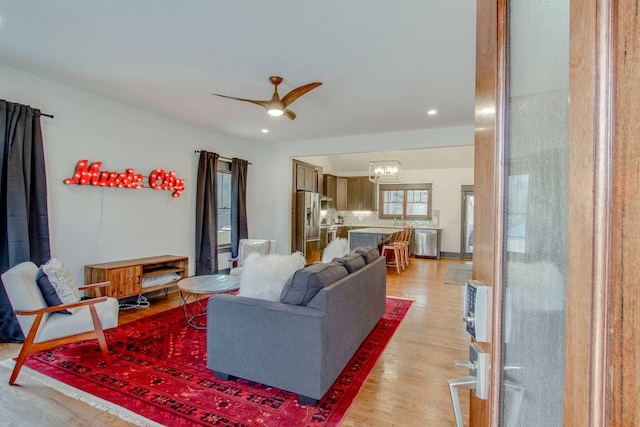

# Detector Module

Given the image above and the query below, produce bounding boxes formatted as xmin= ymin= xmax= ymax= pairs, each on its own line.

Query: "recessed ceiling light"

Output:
xmin=261 ymin=129 xmax=269 ymax=133
xmin=427 ymin=109 xmax=438 ymax=116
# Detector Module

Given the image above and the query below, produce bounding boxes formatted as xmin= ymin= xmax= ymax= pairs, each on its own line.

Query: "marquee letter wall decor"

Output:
xmin=63 ymin=159 xmax=185 ymax=197
xmin=148 ymin=168 xmax=186 ymax=197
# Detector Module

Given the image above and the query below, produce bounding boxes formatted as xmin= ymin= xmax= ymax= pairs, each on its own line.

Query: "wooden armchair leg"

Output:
xmin=89 ymin=305 xmax=112 ymax=365
xmin=9 ymin=313 xmax=43 ymax=385
xmin=9 ymin=344 xmax=32 ymax=385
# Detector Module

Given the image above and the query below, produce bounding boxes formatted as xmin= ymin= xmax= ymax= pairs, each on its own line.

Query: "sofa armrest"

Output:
xmin=207 ymin=294 xmax=328 ymax=398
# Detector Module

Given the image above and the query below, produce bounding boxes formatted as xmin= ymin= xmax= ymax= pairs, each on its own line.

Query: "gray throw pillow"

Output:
xmin=353 ymin=246 xmax=380 ymax=264
xmin=280 ymin=262 xmax=348 ymax=306
xmin=333 ymin=252 xmax=366 ymax=273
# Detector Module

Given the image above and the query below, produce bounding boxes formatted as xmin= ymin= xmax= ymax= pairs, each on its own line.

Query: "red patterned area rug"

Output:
xmin=16 ymin=296 xmax=412 ymax=427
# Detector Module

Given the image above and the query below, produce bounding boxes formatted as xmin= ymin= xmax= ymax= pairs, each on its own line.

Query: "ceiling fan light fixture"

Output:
xmin=267 ymin=107 xmax=284 ymax=117
xmin=267 ymin=99 xmax=285 ymax=116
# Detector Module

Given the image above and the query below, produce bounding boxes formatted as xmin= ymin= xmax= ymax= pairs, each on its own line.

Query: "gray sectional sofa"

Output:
xmin=206 ymin=247 xmax=386 ymax=405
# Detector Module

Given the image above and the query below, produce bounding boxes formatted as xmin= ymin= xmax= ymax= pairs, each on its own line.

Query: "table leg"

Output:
xmin=179 ymin=290 xmax=210 ymax=330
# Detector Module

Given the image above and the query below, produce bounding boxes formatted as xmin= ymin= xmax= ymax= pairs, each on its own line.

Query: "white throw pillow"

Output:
xmin=40 ymin=258 xmax=81 ymax=309
xmin=321 ymin=238 xmax=350 ymax=263
xmin=238 ymin=252 xmax=306 ymax=301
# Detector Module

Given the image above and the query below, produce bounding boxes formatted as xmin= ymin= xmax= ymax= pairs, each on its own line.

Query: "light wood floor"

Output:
xmin=0 ymin=257 xmax=471 ymax=426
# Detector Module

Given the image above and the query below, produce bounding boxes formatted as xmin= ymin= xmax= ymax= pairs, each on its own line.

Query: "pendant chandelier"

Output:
xmin=368 ymin=154 xmax=401 ymax=183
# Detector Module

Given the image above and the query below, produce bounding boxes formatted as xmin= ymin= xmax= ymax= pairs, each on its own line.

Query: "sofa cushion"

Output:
xmin=280 ymin=262 xmax=349 ymax=306
xmin=353 ymin=246 xmax=380 ymax=264
xmin=333 ymin=252 xmax=366 ymax=273
xmin=238 ymin=252 xmax=306 ymax=302
xmin=37 ymin=258 xmax=81 ymax=314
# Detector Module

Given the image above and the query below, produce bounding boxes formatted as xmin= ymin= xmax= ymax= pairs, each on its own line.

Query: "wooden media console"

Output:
xmin=84 ymin=255 xmax=188 ymax=299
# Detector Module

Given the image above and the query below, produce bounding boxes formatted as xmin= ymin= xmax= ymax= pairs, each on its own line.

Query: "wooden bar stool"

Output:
xmin=391 ymin=226 xmax=410 ymax=270
xmin=381 ymin=230 xmax=404 ymax=274
xmin=401 ymin=226 xmax=413 ymax=267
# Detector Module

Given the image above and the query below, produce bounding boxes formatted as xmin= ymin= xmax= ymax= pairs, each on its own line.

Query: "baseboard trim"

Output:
xmin=440 ymin=251 xmax=473 ymax=259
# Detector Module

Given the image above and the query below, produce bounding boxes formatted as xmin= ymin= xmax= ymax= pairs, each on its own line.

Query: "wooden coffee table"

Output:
xmin=177 ymin=274 xmax=240 ymax=329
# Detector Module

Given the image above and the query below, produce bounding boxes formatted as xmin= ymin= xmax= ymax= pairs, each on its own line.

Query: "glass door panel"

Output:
xmin=500 ymin=0 xmax=569 ymax=426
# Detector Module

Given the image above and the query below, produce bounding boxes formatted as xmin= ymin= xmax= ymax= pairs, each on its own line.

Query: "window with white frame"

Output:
xmin=217 ymin=161 xmax=232 ymax=248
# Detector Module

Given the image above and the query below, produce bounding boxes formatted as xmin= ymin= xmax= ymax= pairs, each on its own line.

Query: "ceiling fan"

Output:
xmin=212 ymin=76 xmax=322 ymax=120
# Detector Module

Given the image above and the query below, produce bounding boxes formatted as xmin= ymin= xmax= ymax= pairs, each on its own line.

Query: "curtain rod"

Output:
xmin=194 ymin=150 xmax=251 ymax=165
xmin=39 ymin=112 xmax=54 ymax=118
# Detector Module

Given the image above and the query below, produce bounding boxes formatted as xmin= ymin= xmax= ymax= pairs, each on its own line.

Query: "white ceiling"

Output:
xmin=0 ymin=1 xmax=477 ymax=144
xmin=298 ymin=145 xmax=474 ymax=174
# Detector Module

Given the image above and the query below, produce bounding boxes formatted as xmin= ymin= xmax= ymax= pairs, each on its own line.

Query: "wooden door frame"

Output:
xmin=473 ymin=0 xmax=638 ymax=425
xmin=471 ymin=0 xmax=503 ymax=425
xmin=564 ymin=1 xmax=613 ymax=425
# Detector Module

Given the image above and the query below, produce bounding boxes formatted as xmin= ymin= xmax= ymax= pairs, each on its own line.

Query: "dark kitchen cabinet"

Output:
xmin=319 ymin=227 xmax=327 ymax=253
xmin=295 ymin=161 xmax=317 ymax=192
xmin=323 ymin=174 xmax=337 ymax=209
xmin=336 ymin=177 xmax=348 ymax=211
xmin=337 ymin=225 xmax=365 ymax=239
xmin=346 ymin=176 xmax=376 ymax=211
xmin=319 ymin=174 xmax=376 ymax=212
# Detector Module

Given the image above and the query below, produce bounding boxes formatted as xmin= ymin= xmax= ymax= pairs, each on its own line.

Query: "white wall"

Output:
xmin=250 ymin=126 xmax=475 ymax=254
xmin=402 ymin=168 xmax=474 ymax=252
xmin=0 ymin=64 xmax=257 ymax=282
xmin=1 ymin=64 xmax=474 ymax=284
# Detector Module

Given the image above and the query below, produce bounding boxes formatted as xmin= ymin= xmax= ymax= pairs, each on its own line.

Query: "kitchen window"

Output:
xmin=217 ymin=161 xmax=232 ymax=248
xmin=378 ymin=183 xmax=432 ymax=220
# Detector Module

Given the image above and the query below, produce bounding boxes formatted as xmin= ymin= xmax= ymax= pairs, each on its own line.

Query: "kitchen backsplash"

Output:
xmin=321 ymin=209 xmax=440 ymax=228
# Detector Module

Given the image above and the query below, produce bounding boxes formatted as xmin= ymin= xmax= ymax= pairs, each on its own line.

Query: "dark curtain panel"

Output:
xmin=230 ymin=158 xmax=249 ymax=258
xmin=195 ymin=151 xmax=219 ymax=274
xmin=0 ymin=100 xmax=51 ymax=343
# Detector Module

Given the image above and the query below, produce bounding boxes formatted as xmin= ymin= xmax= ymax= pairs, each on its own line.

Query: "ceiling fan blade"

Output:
xmin=281 ymin=82 xmax=322 ymax=108
xmin=212 ymin=93 xmax=269 ymax=109
xmin=284 ymin=109 xmax=296 ymax=120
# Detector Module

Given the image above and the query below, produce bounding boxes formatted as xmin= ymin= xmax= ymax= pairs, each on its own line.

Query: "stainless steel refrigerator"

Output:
xmin=295 ymin=191 xmax=321 ymax=264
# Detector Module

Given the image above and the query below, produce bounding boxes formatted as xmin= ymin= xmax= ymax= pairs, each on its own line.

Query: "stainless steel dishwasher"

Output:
xmin=411 ymin=228 xmax=441 ymax=259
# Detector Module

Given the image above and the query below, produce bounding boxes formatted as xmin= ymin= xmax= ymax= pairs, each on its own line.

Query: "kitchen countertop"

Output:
xmin=326 ymin=224 xmax=442 ymax=230
xmin=341 ymin=225 xmax=441 ymax=229
xmin=336 ymin=225 xmax=398 ymax=228
xmin=347 ymin=227 xmax=401 ymax=234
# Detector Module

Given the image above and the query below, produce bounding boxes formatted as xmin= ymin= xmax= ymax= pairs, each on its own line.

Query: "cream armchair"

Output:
xmin=1 ymin=261 xmax=119 ymax=385
xmin=229 ymin=239 xmax=277 ymax=276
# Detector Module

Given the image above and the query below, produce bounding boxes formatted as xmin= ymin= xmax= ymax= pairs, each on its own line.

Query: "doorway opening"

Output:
xmin=460 ymin=185 xmax=474 ymax=259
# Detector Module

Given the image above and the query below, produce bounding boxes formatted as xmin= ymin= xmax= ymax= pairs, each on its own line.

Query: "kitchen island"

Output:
xmin=348 ymin=227 xmax=400 ymax=251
